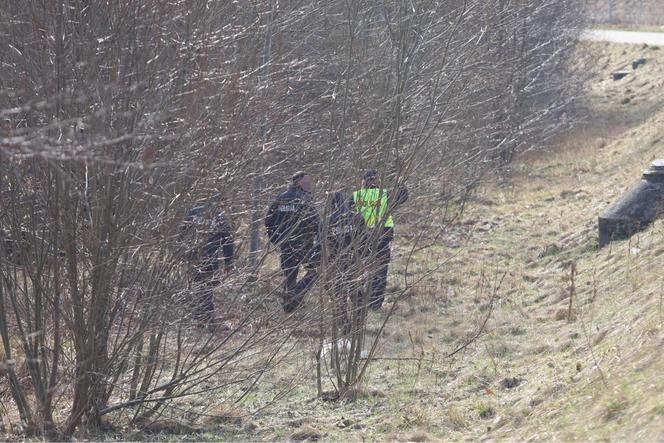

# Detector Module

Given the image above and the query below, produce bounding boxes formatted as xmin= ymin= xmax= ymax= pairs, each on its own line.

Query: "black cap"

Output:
xmin=363 ymin=169 xmax=378 ymax=181
xmin=292 ymin=171 xmax=308 ymax=183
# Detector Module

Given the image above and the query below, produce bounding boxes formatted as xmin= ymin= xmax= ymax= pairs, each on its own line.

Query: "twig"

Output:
xmin=360 ymin=356 xmax=432 ymax=362
xmin=578 ymin=313 xmax=609 ymax=388
xmin=568 ymin=261 xmax=576 ymax=322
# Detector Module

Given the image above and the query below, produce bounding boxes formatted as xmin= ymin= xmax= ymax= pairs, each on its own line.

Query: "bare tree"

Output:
xmin=0 ymin=0 xmax=583 ymax=437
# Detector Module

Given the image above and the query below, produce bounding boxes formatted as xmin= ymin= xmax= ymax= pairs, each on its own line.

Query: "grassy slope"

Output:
xmin=481 ymin=42 xmax=664 ymax=442
xmin=369 ymin=42 xmax=664 ymax=442
xmin=124 ymin=42 xmax=664 ymax=442
xmin=441 ymin=42 xmax=664 ymax=441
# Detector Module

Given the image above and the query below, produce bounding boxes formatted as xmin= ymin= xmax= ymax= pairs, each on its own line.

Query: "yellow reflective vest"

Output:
xmin=352 ymin=188 xmax=394 ymax=228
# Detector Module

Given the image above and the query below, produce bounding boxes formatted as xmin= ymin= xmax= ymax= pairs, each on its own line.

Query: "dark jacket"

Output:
xmin=383 ymin=184 xmax=409 ymax=211
xmin=0 ymin=229 xmax=17 ymax=265
xmin=326 ymin=193 xmax=368 ymax=259
xmin=265 ymin=185 xmax=320 ymax=247
xmin=179 ymin=205 xmax=234 ymax=269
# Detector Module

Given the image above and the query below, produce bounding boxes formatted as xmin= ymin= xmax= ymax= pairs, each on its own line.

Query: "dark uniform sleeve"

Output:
xmin=389 ymin=184 xmax=409 ymax=207
xmin=265 ymin=199 xmax=279 ymax=243
xmin=305 ymin=203 xmax=321 ymax=238
xmin=218 ymin=214 xmax=235 ymax=268
xmin=220 ymin=231 xmax=234 ymax=268
xmin=355 ymin=213 xmax=370 ymax=258
xmin=301 ymin=200 xmax=321 ymax=265
xmin=1 ymin=230 xmax=15 ymax=264
xmin=202 ymin=213 xmax=234 ymax=268
xmin=177 ymin=211 xmax=197 ymax=260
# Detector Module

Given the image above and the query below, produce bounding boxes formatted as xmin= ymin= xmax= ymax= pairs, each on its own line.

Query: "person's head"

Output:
xmin=292 ymin=171 xmax=313 ymax=193
xmin=362 ymin=169 xmax=379 ymax=188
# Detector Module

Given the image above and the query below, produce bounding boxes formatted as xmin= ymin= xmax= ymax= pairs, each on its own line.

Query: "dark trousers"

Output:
xmin=369 ymin=228 xmax=393 ymax=309
xmin=191 ymin=264 xmax=219 ymax=323
xmin=280 ymin=243 xmax=319 ymax=313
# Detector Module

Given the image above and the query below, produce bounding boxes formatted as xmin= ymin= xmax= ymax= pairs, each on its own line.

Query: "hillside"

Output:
xmin=439 ymin=41 xmax=664 ymax=441
xmin=6 ymin=41 xmax=661 ymax=443
xmin=104 ymin=41 xmax=664 ymax=442
xmin=188 ymin=42 xmax=664 ymax=442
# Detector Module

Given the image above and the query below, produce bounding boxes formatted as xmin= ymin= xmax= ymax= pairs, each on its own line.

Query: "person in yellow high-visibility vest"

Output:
xmin=352 ymin=169 xmax=408 ymax=309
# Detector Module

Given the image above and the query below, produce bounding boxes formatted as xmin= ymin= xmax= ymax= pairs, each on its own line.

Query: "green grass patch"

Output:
xmin=604 ymin=395 xmax=629 ymax=421
xmin=651 ymin=405 xmax=664 ymax=416
xmin=474 ymin=401 xmax=496 ymax=419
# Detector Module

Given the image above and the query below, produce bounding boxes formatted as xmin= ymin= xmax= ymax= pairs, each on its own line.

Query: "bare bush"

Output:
xmin=0 ymin=0 xmax=583 ymax=437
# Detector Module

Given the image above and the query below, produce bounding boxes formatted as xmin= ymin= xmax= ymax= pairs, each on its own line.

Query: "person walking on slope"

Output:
xmin=179 ymin=201 xmax=235 ymax=328
xmin=352 ymin=169 xmax=408 ymax=309
xmin=265 ymin=171 xmax=321 ymax=313
xmin=324 ymin=191 xmax=368 ymax=334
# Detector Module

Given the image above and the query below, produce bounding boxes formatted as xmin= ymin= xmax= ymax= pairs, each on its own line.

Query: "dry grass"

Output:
xmin=199 ymin=404 xmax=247 ymax=429
xmin=369 ymin=40 xmax=664 ymax=441
xmin=13 ymin=40 xmax=662 ymax=442
xmin=290 ymin=425 xmax=323 ymax=441
xmin=446 ymin=406 xmax=467 ymax=430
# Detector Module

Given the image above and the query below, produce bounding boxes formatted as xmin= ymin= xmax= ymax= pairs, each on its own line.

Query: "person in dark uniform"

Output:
xmin=179 ymin=201 xmax=235 ymax=326
xmin=352 ymin=169 xmax=408 ymax=309
xmin=265 ymin=171 xmax=320 ymax=313
xmin=324 ymin=191 xmax=368 ymax=334
xmin=0 ymin=229 xmax=18 ymax=266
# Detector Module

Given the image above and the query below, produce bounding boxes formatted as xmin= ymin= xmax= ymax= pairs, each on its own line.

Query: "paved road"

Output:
xmin=582 ymin=29 xmax=664 ymax=45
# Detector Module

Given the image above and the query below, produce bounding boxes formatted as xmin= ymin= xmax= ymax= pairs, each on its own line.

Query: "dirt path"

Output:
xmin=582 ymin=29 xmax=664 ymax=45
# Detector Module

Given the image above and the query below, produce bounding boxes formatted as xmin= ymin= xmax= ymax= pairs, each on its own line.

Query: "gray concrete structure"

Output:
xmin=599 ymin=160 xmax=664 ymax=247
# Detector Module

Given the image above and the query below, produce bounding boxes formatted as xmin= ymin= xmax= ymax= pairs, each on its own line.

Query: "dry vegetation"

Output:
xmin=29 ymin=41 xmax=662 ymax=442
xmin=224 ymin=42 xmax=664 ymax=442
xmin=1 ymin=1 xmax=584 ymax=439
xmin=3 ymin=4 xmax=664 ymax=442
